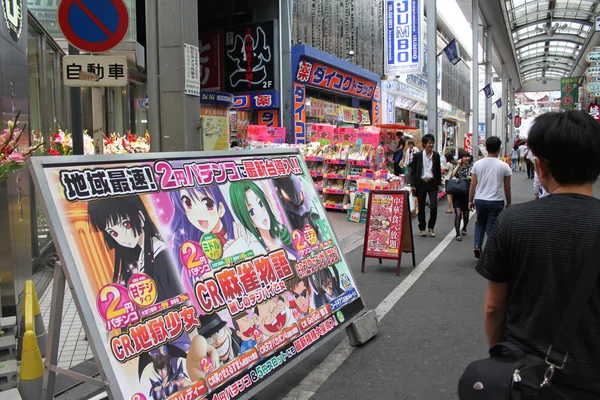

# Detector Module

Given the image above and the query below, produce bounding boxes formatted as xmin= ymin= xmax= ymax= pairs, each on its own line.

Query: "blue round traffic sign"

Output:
xmin=58 ymin=0 xmax=129 ymax=53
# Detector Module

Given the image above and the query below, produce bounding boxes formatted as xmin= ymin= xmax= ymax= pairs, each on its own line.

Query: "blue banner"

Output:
xmin=443 ymin=39 xmax=461 ymax=65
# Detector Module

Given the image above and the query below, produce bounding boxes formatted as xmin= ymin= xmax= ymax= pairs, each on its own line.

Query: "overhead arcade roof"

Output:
xmin=504 ymin=0 xmax=600 ymax=83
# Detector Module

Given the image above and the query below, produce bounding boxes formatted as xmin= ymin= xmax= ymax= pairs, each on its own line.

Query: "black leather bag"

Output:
xmin=458 ymin=233 xmax=600 ymax=400
xmin=445 ymin=178 xmax=469 ymax=196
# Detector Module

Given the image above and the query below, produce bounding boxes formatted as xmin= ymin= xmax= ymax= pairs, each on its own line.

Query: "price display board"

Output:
xmin=361 ymin=190 xmax=415 ymax=276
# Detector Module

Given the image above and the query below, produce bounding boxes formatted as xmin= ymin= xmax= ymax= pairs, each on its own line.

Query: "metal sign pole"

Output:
xmin=472 ymin=0 xmax=479 ymax=160
xmin=427 ymin=0 xmax=438 ymax=143
xmin=92 ymin=87 xmax=104 ymax=155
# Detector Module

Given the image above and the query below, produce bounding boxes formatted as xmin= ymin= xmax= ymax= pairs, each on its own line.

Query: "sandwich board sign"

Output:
xmin=30 ymin=149 xmax=366 ymax=400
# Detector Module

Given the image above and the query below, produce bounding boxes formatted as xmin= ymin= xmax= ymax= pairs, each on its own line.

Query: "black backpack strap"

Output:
xmin=546 ymin=231 xmax=600 ymax=368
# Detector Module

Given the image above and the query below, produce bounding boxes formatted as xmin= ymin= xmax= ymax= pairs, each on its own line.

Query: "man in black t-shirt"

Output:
xmin=476 ymin=110 xmax=600 ymax=400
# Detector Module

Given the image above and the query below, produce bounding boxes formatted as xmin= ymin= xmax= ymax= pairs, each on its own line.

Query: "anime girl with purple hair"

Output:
xmin=169 ymin=184 xmax=235 ymax=257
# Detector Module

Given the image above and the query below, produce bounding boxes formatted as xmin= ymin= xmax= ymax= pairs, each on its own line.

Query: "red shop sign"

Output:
xmin=361 ymin=190 xmax=415 ymax=276
xmin=199 ymin=30 xmax=223 ymax=91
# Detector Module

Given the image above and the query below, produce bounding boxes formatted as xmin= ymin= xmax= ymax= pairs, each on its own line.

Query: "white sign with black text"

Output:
xmin=595 ymin=15 xmax=600 ymax=32
xmin=63 ymin=55 xmax=128 ymax=87
xmin=184 ymin=43 xmax=201 ymax=97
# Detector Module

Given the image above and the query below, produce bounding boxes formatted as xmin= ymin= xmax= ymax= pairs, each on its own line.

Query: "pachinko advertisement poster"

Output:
xmin=32 ymin=150 xmax=364 ymax=400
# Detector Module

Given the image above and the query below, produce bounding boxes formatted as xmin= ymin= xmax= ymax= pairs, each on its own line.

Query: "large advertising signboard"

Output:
xmin=30 ymin=150 xmax=365 ymax=400
xmin=224 ymin=21 xmax=277 ymax=93
xmin=385 ymin=0 xmax=423 ymax=74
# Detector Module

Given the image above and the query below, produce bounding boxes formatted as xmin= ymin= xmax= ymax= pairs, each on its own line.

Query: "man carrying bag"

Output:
xmin=459 ymin=111 xmax=600 ymax=400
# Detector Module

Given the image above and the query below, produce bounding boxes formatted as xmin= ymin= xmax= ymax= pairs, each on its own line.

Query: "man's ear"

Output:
xmin=535 ymin=158 xmax=551 ymax=180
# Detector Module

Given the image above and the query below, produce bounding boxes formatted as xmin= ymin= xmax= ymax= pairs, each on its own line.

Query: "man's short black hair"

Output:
xmin=528 ymin=110 xmax=600 ymax=185
xmin=485 ymin=136 xmax=502 ymax=153
xmin=422 ymin=134 xmax=435 ymax=146
xmin=396 ymin=131 xmax=404 ymax=138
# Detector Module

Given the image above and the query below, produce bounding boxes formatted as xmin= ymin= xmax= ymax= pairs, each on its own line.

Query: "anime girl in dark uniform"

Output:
xmin=88 ymin=195 xmax=183 ymax=303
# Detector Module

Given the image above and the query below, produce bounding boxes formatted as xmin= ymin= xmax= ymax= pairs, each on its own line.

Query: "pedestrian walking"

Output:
xmin=533 ymin=172 xmax=548 ymax=199
xmin=524 ymin=144 xmax=535 ymax=179
xmin=410 ymin=134 xmax=442 ymax=238
xmin=510 ymin=144 xmax=519 ymax=171
xmin=444 ymin=153 xmax=457 ymax=214
xmin=393 ymin=132 xmax=406 ymax=176
xmin=473 ymin=110 xmax=600 ymax=400
xmin=402 ymin=140 xmax=417 ymax=178
xmin=450 ymin=151 xmax=472 ymax=241
xmin=468 ymin=136 xmax=512 ymax=259
xmin=518 ymin=141 xmax=527 ymax=171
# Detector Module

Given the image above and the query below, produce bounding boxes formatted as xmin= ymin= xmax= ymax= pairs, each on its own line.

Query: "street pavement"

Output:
xmin=253 ymin=170 xmax=560 ymax=400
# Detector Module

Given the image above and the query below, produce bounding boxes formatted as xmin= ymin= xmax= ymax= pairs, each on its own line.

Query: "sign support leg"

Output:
xmin=92 ymin=87 xmax=104 ymax=155
xmin=42 ymin=263 xmax=66 ymax=400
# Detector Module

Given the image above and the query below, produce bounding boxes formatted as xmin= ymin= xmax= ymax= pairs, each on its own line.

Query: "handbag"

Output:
xmin=445 ymin=178 xmax=469 ymax=196
xmin=458 ymin=232 xmax=600 ymax=400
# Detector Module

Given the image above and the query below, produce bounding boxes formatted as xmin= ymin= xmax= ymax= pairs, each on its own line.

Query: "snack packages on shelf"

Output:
xmin=324 ymin=144 xmax=351 ymax=161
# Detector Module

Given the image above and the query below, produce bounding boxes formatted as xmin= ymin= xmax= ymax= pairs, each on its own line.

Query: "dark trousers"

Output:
xmin=525 ymin=158 xmax=534 ymax=179
xmin=417 ymin=180 xmax=438 ymax=231
xmin=474 ymin=200 xmax=504 ymax=249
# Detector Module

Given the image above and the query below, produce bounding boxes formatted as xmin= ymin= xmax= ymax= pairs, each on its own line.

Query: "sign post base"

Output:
xmin=346 ymin=310 xmax=378 ymax=347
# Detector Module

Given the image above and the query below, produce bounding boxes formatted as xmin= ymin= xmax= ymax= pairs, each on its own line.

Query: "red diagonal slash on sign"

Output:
xmin=72 ymin=0 xmax=114 ymax=36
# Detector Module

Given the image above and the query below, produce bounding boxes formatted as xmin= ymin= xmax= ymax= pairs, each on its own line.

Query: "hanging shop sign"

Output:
xmin=232 ymin=91 xmax=281 ymax=110
xmin=184 ymin=43 xmax=201 ymax=97
xmin=464 ymin=133 xmax=473 ymax=154
xmin=30 ymin=150 xmax=366 ymax=400
xmin=224 ymin=20 xmax=277 ymax=93
xmin=257 ymin=110 xmax=280 ymax=127
xmin=385 ymin=0 xmax=423 ymax=74
xmin=63 ymin=55 xmax=128 ymax=87
xmin=561 ymin=77 xmax=581 ymax=109
xmin=588 ymin=103 xmax=600 ymax=120
xmin=199 ymin=30 xmax=223 ymax=91
xmin=333 ymin=127 xmax=356 ymax=144
xmin=585 ymin=66 xmax=600 ymax=79
xmin=1 ymin=0 xmax=23 ymax=42
xmin=58 ymin=0 xmax=129 ymax=53
xmin=361 ymin=190 xmax=415 ymax=276
xmin=310 ymin=124 xmax=335 ymax=145
xmin=295 ymin=58 xmax=377 ymax=100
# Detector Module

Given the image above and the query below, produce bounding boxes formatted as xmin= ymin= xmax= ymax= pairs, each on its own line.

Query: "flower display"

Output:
xmin=0 ymin=112 xmax=44 ymax=180
xmin=48 ymin=130 xmax=150 ymax=155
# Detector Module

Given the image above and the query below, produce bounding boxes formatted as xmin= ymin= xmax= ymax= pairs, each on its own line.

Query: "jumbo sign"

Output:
xmin=385 ymin=0 xmax=423 ymax=74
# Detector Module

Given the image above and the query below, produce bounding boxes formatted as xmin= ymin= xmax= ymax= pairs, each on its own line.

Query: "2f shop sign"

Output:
xmin=224 ymin=21 xmax=277 ymax=93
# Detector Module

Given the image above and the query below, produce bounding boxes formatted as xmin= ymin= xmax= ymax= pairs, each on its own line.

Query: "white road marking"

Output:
xmin=282 ymin=227 xmax=459 ymax=400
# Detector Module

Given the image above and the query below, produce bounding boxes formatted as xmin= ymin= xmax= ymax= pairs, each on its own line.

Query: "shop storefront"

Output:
xmin=292 ymin=45 xmax=381 ymax=144
xmin=199 ymin=20 xmax=282 ymax=143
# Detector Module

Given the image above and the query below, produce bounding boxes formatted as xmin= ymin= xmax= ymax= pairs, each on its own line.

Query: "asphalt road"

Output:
xmin=253 ymin=170 xmax=545 ymax=400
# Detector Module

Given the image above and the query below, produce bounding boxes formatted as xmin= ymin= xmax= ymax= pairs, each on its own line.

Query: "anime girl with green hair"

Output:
xmin=229 ymin=181 xmax=298 ymax=260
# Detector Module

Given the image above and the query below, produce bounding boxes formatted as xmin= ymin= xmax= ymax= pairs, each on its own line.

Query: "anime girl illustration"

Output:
xmin=273 ymin=175 xmax=322 ymax=241
xmin=138 ymin=344 xmax=191 ymax=400
xmin=88 ymin=195 xmax=184 ymax=303
xmin=229 ymin=181 xmax=298 ymax=260
xmin=169 ymin=184 xmax=236 ymax=254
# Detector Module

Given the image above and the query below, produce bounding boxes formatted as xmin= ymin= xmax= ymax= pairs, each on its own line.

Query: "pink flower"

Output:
xmin=7 ymin=153 xmax=24 ymax=163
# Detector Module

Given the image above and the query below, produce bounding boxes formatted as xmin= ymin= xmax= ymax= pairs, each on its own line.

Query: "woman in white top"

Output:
xmin=443 ymin=153 xmax=457 ymax=214
xmin=510 ymin=144 xmax=519 ymax=172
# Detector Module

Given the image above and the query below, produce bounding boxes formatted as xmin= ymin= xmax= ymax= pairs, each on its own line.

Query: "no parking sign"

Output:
xmin=58 ymin=0 xmax=129 ymax=53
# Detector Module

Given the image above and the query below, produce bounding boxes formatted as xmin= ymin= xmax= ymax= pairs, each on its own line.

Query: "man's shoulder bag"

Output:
xmin=458 ymin=232 xmax=600 ymax=400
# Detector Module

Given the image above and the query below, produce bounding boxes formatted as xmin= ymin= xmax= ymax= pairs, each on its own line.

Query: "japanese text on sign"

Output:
xmin=63 ymin=55 xmax=128 ymax=87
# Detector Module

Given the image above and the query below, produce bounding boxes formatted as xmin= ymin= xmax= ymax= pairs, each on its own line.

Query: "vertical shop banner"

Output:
xmin=385 ymin=0 xmax=423 ymax=74
xmin=294 ymin=83 xmax=307 ymax=144
xmin=30 ymin=150 xmax=366 ymax=400
xmin=560 ymin=77 xmax=580 ymax=109
xmin=372 ymin=85 xmax=382 ymax=125
xmin=201 ymin=107 xmax=230 ymax=151
xmin=464 ymin=133 xmax=473 ymax=154
xmin=362 ymin=191 xmax=415 ymax=276
xmin=199 ymin=30 xmax=223 ymax=91
xmin=224 ymin=20 xmax=277 ymax=93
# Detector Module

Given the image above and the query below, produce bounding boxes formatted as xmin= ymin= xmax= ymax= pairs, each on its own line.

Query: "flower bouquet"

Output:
xmin=0 ymin=112 xmax=44 ymax=180
xmin=49 ymin=130 xmax=150 ymax=155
